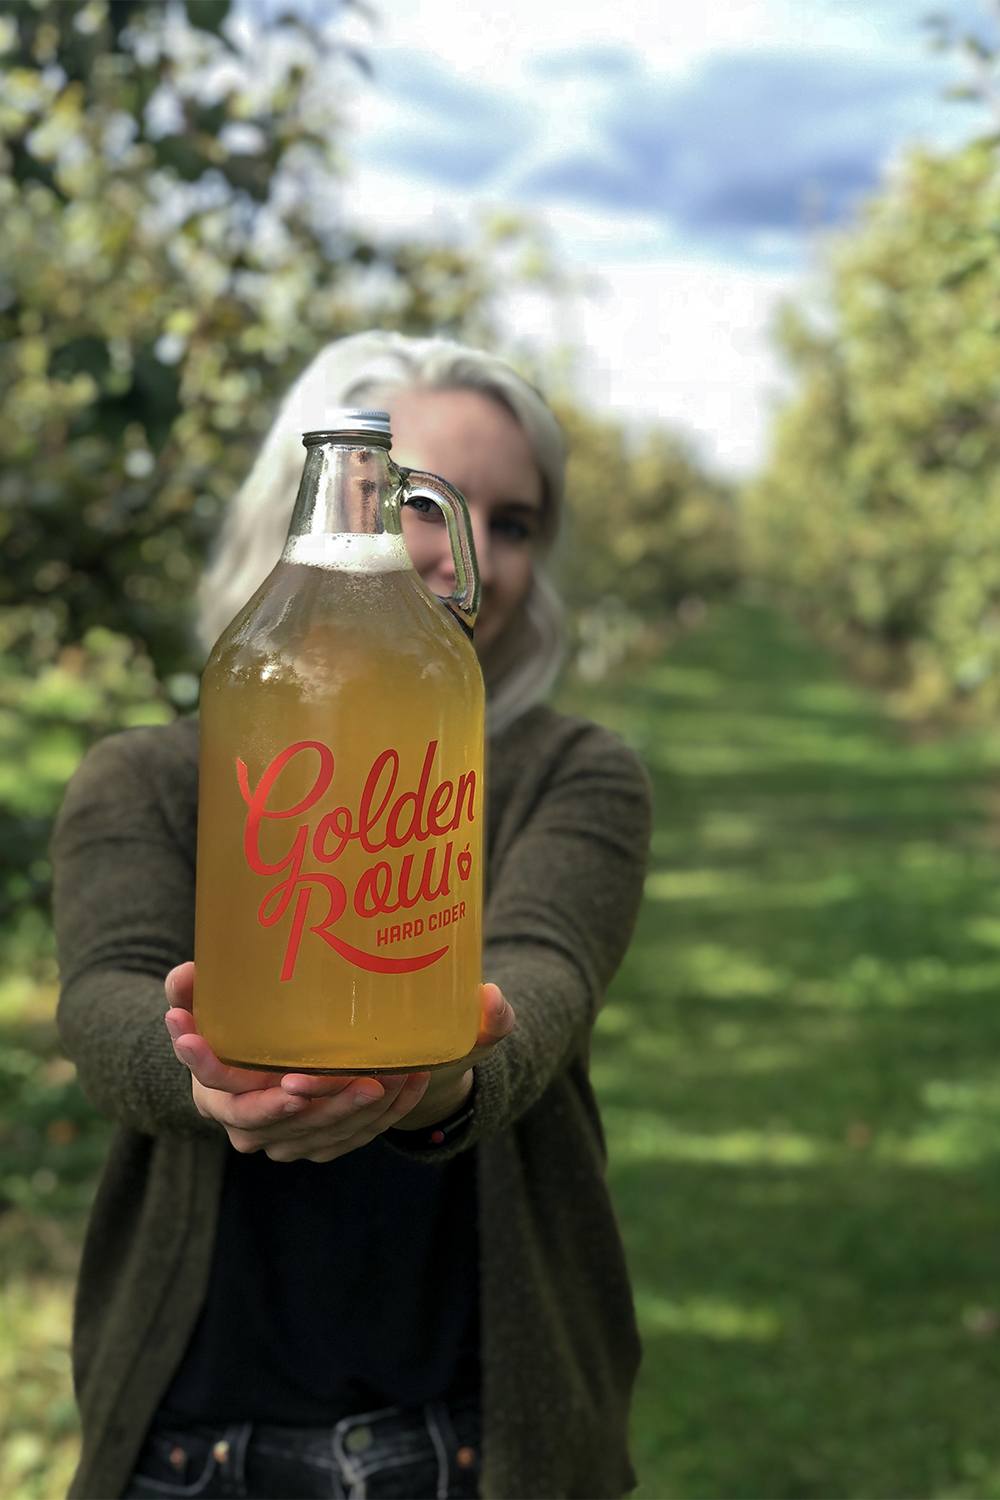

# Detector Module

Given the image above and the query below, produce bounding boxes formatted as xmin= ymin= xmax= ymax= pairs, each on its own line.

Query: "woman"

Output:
xmin=52 ymin=331 xmax=652 ymax=1500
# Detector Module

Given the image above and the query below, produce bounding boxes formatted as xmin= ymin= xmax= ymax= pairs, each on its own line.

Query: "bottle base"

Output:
xmin=218 ymin=1053 xmax=471 ymax=1075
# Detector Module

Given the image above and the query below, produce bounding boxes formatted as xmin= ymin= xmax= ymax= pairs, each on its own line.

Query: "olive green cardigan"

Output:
xmin=52 ymin=704 xmax=651 ymax=1499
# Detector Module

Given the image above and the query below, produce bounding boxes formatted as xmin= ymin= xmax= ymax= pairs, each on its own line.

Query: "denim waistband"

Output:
xmin=128 ymin=1396 xmax=481 ymax=1500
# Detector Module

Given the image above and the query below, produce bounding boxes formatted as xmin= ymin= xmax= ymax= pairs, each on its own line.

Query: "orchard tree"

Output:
xmin=745 ymin=138 xmax=1000 ymax=716
xmin=555 ymin=402 xmax=738 ymax=672
xmin=0 ymin=0 xmax=532 ymax=967
xmin=745 ymin=4 xmax=1000 ymax=716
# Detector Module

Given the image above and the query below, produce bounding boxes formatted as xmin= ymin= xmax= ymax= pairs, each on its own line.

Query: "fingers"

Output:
xmin=165 ymin=964 xmax=273 ymax=1089
xmin=164 ymin=962 xmax=195 ymax=1011
xmin=164 ymin=1006 xmax=198 ymax=1041
xmin=378 ymin=1071 xmax=431 ymax=1129
xmin=192 ymin=1077 xmax=295 ymax=1130
xmin=280 ymin=1072 xmax=386 ymax=1100
xmin=266 ymin=1077 xmax=430 ymax=1162
xmin=233 ymin=1074 xmax=431 ymax=1162
xmin=216 ymin=1074 xmax=375 ymax=1132
xmin=162 ymin=987 xmax=343 ymax=1099
xmin=164 ymin=964 xmax=270 ymax=1093
xmin=171 ymin=1028 xmax=297 ymax=1097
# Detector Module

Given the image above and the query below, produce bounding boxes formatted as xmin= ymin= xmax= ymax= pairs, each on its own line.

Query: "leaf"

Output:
xmin=961 ymin=34 xmax=996 ymax=64
xmin=182 ymin=0 xmax=232 ymax=37
xmin=938 ymin=253 xmax=991 ymax=289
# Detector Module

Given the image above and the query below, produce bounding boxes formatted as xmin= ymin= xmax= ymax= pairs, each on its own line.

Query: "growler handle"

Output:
xmin=399 ymin=468 xmax=481 ymax=636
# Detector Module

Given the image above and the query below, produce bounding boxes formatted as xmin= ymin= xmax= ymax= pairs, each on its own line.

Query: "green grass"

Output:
xmin=560 ymin=602 xmax=1000 ymax=1499
xmin=0 ymin=975 xmax=110 ymax=1500
xmin=8 ymin=600 xmax=1000 ymax=1497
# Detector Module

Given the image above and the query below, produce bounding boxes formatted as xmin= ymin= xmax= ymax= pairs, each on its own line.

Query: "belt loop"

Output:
xmin=424 ymin=1401 xmax=450 ymax=1500
xmin=225 ymin=1422 xmax=252 ymax=1497
xmin=333 ymin=1412 xmax=369 ymax=1500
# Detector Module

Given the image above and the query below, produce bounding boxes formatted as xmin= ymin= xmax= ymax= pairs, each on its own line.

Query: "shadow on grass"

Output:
xmin=561 ymin=601 xmax=1000 ymax=1499
xmin=619 ymin=1153 xmax=1000 ymax=1500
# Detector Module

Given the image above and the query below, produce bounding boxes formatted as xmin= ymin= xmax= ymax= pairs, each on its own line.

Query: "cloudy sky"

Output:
xmin=319 ymin=0 xmax=992 ymax=474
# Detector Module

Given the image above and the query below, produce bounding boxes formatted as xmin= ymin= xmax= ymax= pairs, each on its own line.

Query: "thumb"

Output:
xmin=476 ymin=983 xmax=515 ymax=1048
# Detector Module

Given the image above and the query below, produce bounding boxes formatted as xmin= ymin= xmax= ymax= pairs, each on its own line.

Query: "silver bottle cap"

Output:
xmin=302 ymin=409 xmax=392 ymax=445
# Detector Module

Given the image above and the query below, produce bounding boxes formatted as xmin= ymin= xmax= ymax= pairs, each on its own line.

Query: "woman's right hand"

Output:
xmin=164 ymin=962 xmax=432 ymax=1163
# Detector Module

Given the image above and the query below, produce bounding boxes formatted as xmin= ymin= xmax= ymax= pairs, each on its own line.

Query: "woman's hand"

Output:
xmin=280 ymin=981 xmax=516 ymax=1132
xmin=163 ymin=963 xmax=514 ymax=1162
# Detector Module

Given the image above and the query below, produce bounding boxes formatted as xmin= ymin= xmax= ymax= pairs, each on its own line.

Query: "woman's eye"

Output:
xmin=494 ymin=518 xmax=532 ymax=542
xmin=407 ymin=497 xmax=444 ymax=523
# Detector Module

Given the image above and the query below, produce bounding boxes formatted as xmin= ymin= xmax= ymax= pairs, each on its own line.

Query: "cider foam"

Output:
xmin=284 ymin=532 xmax=411 ymax=572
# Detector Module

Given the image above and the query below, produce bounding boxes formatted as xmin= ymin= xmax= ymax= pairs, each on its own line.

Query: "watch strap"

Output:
xmin=386 ymin=1077 xmax=476 ymax=1150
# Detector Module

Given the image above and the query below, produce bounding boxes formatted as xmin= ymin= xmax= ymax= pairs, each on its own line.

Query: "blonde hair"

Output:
xmin=197 ymin=331 xmax=567 ymax=735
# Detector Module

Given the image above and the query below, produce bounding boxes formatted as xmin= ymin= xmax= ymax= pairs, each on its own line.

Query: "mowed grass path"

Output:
xmin=559 ymin=602 xmax=1000 ymax=1499
xmin=5 ymin=601 xmax=1000 ymax=1498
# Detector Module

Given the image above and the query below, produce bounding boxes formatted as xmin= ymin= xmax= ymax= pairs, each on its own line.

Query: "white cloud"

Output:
xmin=325 ymin=0 xmax=974 ymax=475
xmin=501 ymin=256 xmax=800 ymax=475
xmin=340 ymin=151 xmax=798 ymax=473
xmin=351 ymin=0 xmax=793 ymax=83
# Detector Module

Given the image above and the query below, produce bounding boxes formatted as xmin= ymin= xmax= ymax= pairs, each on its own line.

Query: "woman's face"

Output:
xmin=387 ymin=387 xmax=546 ymax=655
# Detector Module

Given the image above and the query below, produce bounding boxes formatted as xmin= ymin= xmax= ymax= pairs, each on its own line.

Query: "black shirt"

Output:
xmin=161 ymin=1137 xmax=479 ymax=1423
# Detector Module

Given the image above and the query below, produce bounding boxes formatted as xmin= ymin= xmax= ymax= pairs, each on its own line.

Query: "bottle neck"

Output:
xmin=283 ymin=440 xmax=404 ymax=540
xmin=281 ymin=440 xmax=410 ymax=570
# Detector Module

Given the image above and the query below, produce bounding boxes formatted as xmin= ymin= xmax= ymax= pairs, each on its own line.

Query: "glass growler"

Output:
xmin=193 ymin=410 xmax=484 ymax=1073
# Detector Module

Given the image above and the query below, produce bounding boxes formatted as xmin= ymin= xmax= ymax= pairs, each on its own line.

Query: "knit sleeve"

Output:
xmin=393 ymin=720 xmax=652 ymax=1159
xmin=51 ymin=729 xmax=216 ymax=1138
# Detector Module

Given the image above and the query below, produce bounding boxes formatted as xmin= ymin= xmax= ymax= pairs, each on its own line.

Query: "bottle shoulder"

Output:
xmin=204 ymin=562 xmax=482 ymax=689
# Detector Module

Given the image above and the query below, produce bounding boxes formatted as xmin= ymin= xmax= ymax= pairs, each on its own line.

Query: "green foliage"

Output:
xmin=553 ymin=402 xmax=740 ymax=676
xmin=0 ymin=610 xmax=172 ymax=969
xmin=0 ymin=0 xmax=525 ymax=974
xmin=745 ymin=139 xmax=1000 ymax=717
xmin=558 ymin=404 xmax=739 ymax=615
xmin=0 ymin=0 xmax=506 ymax=670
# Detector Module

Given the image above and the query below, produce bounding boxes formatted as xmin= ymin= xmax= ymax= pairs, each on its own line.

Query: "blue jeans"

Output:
xmin=122 ymin=1398 xmax=481 ymax=1499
